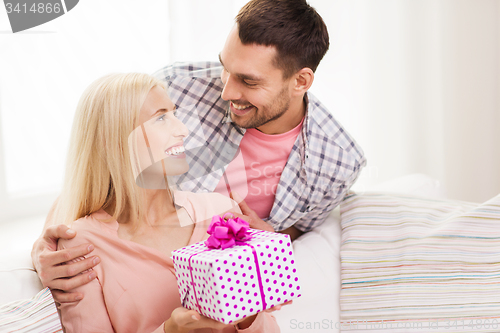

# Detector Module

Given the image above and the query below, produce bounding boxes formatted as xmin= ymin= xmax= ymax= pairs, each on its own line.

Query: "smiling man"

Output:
xmin=218 ymin=27 xmax=303 ymax=135
xmin=158 ymin=0 xmax=366 ymax=240
xmin=32 ymin=0 xmax=366 ymax=304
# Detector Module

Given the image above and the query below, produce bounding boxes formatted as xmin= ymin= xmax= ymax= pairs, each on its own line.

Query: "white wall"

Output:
xmin=0 ymin=0 xmax=170 ymax=222
xmin=310 ymin=0 xmax=500 ymax=202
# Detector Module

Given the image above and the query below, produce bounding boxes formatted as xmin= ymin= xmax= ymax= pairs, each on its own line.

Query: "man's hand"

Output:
xmin=230 ymin=192 xmax=304 ymax=240
xmin=230 ymin=192 xmax=275 ymax=233
xmin=31 ymin=224 xmax=100 ymax=303
xmin=279 ymin=225 xmax=304 ymax=241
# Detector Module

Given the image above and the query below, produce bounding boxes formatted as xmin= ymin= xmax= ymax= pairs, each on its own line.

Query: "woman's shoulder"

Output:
xmin=70 ymin=209 xmax=118 ymax=232
xmin=59 ymin=210 xmax=118 ymax=250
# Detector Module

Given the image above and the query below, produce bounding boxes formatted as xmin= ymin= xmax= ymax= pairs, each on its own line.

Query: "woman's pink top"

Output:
xmin=57 ymin=191 xmax=280 ymax=333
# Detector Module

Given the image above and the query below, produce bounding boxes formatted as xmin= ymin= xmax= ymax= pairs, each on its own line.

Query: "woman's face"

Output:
xmin=129 ymin=86 xmax=189 ymax=188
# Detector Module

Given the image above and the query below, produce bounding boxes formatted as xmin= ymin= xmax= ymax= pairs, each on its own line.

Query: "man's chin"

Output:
xmin=230 ymin=112 xmax=256 ymax=129
xmin=231 ymin=117 xmax=254 ymax=129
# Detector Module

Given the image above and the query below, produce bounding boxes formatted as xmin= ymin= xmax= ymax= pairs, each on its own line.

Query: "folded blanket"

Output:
xmin=340 ymin=192 xmax=500 ymax=333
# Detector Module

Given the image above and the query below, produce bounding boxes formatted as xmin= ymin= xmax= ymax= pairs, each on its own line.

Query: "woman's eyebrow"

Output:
xmin=152 ymin=108 xmax=170 ymax=117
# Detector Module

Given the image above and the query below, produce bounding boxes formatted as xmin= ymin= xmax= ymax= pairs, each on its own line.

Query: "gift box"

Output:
xmin=171 ymin=214 xmax=302 ymax=324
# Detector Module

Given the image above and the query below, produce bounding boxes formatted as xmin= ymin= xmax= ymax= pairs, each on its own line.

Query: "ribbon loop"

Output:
xmin=205 ymin=214 xmax=251 ymax=249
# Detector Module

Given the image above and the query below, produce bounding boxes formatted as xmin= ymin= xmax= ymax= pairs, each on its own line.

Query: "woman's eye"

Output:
xmin=156 ymin=114 xmax=166 ymax=122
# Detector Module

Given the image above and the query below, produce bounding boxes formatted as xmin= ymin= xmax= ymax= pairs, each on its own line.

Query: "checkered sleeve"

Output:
xmin=269 ymin=92 xmax=367 ymax=233
xmin=292 ymin=157 xmax=365 ymax=232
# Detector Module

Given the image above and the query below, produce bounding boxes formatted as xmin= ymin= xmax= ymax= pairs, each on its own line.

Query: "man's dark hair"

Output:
xmin=236 ymin=0 xmax=329 ymax=78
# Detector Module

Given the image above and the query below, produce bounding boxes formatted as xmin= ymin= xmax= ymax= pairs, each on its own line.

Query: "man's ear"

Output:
xmin=291 ymin=68 xmax=314 ymax=97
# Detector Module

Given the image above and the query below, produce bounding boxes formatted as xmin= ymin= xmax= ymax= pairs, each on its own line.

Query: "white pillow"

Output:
xmin=0 ymin=287 xmax=62 ymax=332
xmin=273 ymin=207 xmax=342 ymax=333
xmin=0 ymin=251 xmax=44 ymax=305
xmin=339 ymin=192 xmax=500 ymax=332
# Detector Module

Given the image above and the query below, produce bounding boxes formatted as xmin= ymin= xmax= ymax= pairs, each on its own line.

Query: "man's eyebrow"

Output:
xmin=237 ymin=73 xmax=262 ymax=82
xmin=218 ymin=53 xmax=263 ymax=82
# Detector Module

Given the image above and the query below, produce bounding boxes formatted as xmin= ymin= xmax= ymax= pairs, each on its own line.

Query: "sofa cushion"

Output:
xmin=273 ymin=207 xmax=342 ymax=332
xmin=0 ymin=251 xmax=44 ymax=305
xmin=0 ymin=287 xmax=61 ymax=332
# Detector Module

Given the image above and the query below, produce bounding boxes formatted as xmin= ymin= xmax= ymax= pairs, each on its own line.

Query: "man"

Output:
xmin=32 ymin=0 xmax=366 ymax=304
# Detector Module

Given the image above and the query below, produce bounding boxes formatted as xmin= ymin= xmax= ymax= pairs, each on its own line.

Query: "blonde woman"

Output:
xmin=55 ymin=73 xmax=281 ymax=332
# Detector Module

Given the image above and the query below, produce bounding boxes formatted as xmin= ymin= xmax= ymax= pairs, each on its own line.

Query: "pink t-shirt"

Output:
xmin=214 ymin=118 xmax=304 ymax=219
xmin=57 ymin=191 xmax=279 ymax=333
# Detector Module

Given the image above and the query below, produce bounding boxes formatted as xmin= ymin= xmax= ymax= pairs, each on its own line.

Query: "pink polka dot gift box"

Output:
xmin=171 ymin=214 xmax=302 ymax=324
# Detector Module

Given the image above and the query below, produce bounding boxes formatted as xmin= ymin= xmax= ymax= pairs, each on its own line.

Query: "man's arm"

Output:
xmin=229 ymin=192 xmax=306 ymax=241
xmin=279 ymin=225 xmax=303 ymax=241
xmin=32 ymin=199 xmax=100 ymax=303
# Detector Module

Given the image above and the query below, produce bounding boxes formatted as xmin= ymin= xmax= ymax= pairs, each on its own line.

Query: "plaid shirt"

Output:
xmin=155 ymin=62 xmax=366 ymax=232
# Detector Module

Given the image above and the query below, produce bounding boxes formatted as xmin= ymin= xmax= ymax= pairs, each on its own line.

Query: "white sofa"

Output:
xmin=0 ymin=174 xmax=445 ymax=333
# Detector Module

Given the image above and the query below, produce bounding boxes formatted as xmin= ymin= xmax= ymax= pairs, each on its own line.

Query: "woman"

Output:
xmin=55 ymin=73 xmax=281 ymax=332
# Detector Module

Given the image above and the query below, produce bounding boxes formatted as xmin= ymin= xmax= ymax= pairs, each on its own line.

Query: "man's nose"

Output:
xmin=221 ymin=73 xmax=242 ymax=102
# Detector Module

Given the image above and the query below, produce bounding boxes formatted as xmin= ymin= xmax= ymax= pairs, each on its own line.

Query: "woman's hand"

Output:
xmin=165 ymin=301 xmax=293 ymax=332
xmin=235 ymin=301 xmax=293 ymax=329
xmin=264 ymin=300 xmax=293 ymax=313
xmin=164 ymin=307 xmax=231 ymax=332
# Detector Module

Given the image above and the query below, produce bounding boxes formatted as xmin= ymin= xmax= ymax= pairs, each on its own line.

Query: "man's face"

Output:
xmin=219 ymin=25 xmax=293 ymax=133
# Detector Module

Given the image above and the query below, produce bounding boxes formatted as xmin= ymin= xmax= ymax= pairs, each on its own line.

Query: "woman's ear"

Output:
xmin=291 ymin=68 xmax=314 ymax=97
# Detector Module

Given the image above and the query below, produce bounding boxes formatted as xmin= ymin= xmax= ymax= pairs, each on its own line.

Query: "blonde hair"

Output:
xmin=56 ymin=73 xmax=166 ymax=227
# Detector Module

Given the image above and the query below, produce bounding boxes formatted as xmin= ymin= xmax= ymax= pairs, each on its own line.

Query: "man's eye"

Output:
xmin=244 ymin=80 xmax=257 ymax=87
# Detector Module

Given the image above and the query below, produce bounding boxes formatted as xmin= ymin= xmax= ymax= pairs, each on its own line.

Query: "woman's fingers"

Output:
xmin=172 ymin=302 xmax=293 ymax=331
xmin=171 ymin=307 xmax=200 ymax=327
xmin=264 ymin=300 xmax=293 ymax=312
xmin=171 ymin=307 xmax=231 ymax=331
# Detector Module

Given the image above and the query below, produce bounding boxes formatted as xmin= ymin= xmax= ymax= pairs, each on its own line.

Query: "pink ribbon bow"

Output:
xmin=205 ymin=213 xmax=251 ymax=249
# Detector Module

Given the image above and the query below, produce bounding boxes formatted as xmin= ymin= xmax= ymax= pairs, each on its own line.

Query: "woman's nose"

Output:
xmin=173 ymin=117 xmax=189 ymax=138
